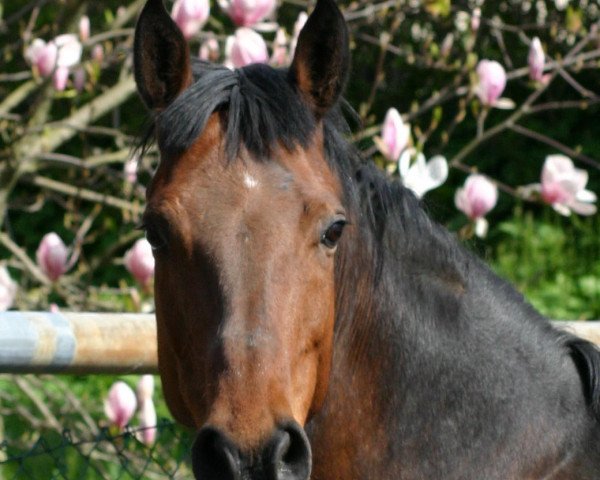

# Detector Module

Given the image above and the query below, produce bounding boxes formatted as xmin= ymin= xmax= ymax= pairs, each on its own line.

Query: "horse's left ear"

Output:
xmin=134 ymin=0 xmax=192 ymax=111
xmin=288 ymin=0 xmax=350 ymax=118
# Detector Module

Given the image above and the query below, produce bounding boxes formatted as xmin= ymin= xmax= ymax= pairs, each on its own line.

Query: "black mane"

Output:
xmin=154 ymin=60 xmax=316 ymax=160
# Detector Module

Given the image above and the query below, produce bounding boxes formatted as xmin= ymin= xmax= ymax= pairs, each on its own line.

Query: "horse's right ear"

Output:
xmin=134 ymin=0 xmax=192 ymax=111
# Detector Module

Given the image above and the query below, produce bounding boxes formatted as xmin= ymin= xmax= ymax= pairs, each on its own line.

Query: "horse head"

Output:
xmin=133 ymin=0 xmax=350 ymax=478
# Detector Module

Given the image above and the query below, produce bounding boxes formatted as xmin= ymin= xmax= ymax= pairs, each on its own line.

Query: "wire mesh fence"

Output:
xmin=0 ymin=422 xmax=194 ymax=480
xmin=0 ymin=374 xmax=195 ymax=480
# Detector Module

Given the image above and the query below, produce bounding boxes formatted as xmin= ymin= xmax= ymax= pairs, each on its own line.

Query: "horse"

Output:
xmin=133 ymin=0 xmax=600 ymax=478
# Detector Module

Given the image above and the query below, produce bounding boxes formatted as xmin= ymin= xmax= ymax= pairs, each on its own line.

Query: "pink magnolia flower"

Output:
xmin=137 ymin=398 xmax=157 ymax=446
xmin=475 ymin=60 xmax=507 ymax=106
xmin=105 ymin=381 xmax=137 ymax=430
xmin=36 ymin=232 xmax=69 ymax=282
xmin=79 ymin=15 xmax=90 ymax=41
xmin=399 ymin=149 xmax=448 ymax=198
xmin=25 ymin=34 xmax=82 ymax=91
xmin=225 ymin=28 xmax=269 ymax=68
xmin=375 ymin=108 xmax=410 ymax=162
xmin=455 ymin=174 xmax=498 ymax=237
xmin=25 ymin=39 xmax=58 ymax=77
xmin=0 ymin=266 xmax=17 ymax=312
xmin=528 ymin=37 xmax=545 ymax=82
xmin=124 ymin=238 xmax=155 ymax=287
xmin=137 ymin=375 xmax=155 ymax=403
xmin=172 ymin=0 xmax=210 ymax=39
xmin=219 ymin=0 xmax=276 ymax=27
xmin=538 ymin=154 xmax=597 ymax=216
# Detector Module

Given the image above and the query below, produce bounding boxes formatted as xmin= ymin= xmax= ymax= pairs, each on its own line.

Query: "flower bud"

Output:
xmin=455 ymin=174 xmax=498 ymax=220
xmin=376 ymin=108 xmax=410 ymax=162
xmin=172 ymin=0 xmax=210 ymax=39
xmin=104 ymin=381 xmax=137 ymax=430
xmin=226 ymin=28 xmax=269 ymax=68
xmin=137 ymin=375 xmax=155 ymax=403
xmin=219 ymin=0 xmax=276 ymax=27
xmin=36 ymin=232 xmax=69 ymax=282
xmin=528 ymin=37 xmax=545 ymax=82
xmin=79 ymin=16 xmax=90 ymax=41
xmin=137 ymin=398 xmax=157 ymax=445
xmin=124 ymin=239 xmax=155 ymax=287
xmin=124 ymin=156 xmax=138 ymax=184
xmin=475 ymin=60 xmax=506 ymax=106
xmin=455 ymin=174 xmax=498 ymax=237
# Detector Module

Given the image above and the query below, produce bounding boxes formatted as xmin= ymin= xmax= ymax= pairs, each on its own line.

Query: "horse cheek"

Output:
xmin=306 ymin=275 xmax=336 ymax=420
xmin=155 ymin=306 xmax=197 ymax=429
xmin=154 ymin=260 xmax=200 ymax=429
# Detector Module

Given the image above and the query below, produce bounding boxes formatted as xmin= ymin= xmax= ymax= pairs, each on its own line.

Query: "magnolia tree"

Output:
xmin=0 ymin=0 xmax=599 ymax=314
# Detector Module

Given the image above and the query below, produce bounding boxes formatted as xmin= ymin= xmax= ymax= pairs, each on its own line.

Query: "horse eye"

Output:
xmin=321 ymin=220 xmax=347 ymax=249
xmin=140 ymin=222 xmax=168 ymax=251
xmin=146 ymin=227 xmax=166 ymax=251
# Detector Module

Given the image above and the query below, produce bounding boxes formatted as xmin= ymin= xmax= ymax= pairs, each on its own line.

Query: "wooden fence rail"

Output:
xmin=0 ymin=312 xmax=156 ymax=374
xmin=0 ymin=311 xmax=599 ymax=374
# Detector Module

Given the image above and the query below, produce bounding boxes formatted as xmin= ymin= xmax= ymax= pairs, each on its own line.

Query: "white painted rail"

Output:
xmin=0 ymin=312 xmax=598 ymax=374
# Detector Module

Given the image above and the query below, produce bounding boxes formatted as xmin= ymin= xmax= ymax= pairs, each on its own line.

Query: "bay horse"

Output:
xmin=133 ymin=0 xmax=600 ymax=478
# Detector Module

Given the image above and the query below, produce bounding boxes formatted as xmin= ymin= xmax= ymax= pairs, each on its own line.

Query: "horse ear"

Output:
xmin=288 ymin=0 xmax=350 ymax=118
xmin=134 ymin=0 xmax=192 ymax=111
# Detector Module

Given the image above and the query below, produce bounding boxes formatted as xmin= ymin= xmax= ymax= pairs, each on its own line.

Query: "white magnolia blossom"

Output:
xmin=398 ymin=149 xmax=448 ymax=198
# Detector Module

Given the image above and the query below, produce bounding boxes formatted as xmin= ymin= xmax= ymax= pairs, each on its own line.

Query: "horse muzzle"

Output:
xmin=192 ymin=420 xmax=312 ymax=480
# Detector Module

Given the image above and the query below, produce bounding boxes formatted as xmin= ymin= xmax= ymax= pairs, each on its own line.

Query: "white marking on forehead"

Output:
xmin=243 ymin=172 xmax=259 ymax=189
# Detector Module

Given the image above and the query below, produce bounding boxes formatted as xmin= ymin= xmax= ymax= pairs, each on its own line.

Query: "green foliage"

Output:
xmin=489 ymin=206 xmax=600 ymax=320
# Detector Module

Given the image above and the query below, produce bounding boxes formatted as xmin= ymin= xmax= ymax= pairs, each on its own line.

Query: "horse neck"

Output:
xmin=308 ymin=166 xmax=468 ymax=439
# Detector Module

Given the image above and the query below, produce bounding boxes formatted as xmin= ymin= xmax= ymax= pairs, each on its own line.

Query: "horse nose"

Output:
xmin=264 ymin=422 xmax=312 ymax=480
xmin=192 ymin=426 xmax=241 ymax=480
xmin=191 ymin=422 xmax=311 ymax=480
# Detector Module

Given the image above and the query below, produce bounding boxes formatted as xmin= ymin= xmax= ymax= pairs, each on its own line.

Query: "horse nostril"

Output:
xmin=264 ymin=421 xmax=312 ymax=480
xmin=192 ymin=426 xmax=241 ymax=480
